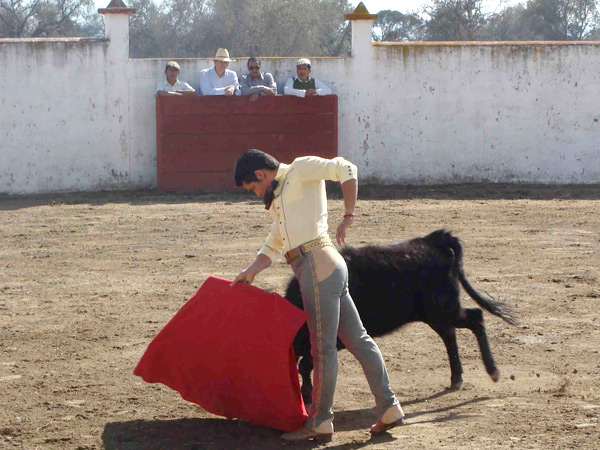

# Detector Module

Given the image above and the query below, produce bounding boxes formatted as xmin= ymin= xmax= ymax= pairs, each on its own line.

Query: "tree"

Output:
xmin=484 ymin=5 xmax=530 ymax=40
xmin=483 ymin=0 xmax=600 ymax=41
xmin=200 ymin=0 xmax=352 ymax=57
xmin=128 ymin=0 xmax=353 ymax=58
xmin=374 ymin=9 xmax=425 ymax=41
xmin=128 ymin=0 xmax=170 ymax=58
xmin=424 ymin=0 xmax=487 ymax=40
xmin=523 ymin=0 xmax=600 ymax=40
xmin=0 ymin=0 xmax=94 ymax=37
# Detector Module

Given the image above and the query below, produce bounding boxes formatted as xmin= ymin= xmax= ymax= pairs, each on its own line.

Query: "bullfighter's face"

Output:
xmin=242 ymin=170 xmax=272 ymax=197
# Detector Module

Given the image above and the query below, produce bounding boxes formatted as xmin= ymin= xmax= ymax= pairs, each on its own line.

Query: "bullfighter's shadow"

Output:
xmin=102 ymin=391 xmax=489 ymax=450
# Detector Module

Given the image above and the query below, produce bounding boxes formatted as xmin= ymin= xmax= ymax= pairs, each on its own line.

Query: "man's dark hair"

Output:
xmin=234 ymin=149 xmax=280 ymax=186
xmin=247 ymin=57 xmax=261 ymax=67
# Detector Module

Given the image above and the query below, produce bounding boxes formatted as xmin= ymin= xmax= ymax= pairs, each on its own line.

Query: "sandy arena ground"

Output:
xmin=1 ymin=184 xmax=599 ymax=450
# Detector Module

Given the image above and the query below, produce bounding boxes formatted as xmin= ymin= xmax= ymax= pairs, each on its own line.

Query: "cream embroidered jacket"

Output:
xmin=258 ymin=156 xmax=357 ymax=261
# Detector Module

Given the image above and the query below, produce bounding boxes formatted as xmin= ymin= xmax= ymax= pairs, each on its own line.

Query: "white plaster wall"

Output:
xmin=2 ymin=19 xmax=600 ymax=195
xmin=352 ymin=42 xmax=600 ymax=183
xmin=0 ymin=38 xmax=134 ymax=194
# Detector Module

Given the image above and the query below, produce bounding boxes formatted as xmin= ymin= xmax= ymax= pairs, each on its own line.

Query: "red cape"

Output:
xmin=134 ymin=276 xmax=308 ymax=431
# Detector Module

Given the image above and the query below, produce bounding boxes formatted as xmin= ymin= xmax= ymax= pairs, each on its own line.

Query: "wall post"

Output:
xmin=343 ymin=3 xmax=378 ymax=168
xmin=345 ymin=2 xmax=378 ymax=61
xmin=97 ymin=1 xmax=137 ymax=186
xmin=98 ymin=0 xmax=137 ymax=61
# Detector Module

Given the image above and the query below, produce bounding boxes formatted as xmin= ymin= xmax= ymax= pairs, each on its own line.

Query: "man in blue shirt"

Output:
xmin=199 ymin=48 xmax=241 ymax=96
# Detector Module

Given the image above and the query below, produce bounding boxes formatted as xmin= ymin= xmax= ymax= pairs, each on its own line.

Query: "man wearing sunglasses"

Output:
xmin=239 ymin=57 xmax=277 ymax=102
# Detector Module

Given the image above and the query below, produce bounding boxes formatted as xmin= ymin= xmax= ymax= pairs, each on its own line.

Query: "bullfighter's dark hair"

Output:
xmin=234 ymin=149 xmax=280 ymax=186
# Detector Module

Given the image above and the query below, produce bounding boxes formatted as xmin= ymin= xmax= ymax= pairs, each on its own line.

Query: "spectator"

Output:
xmin=284 ymin=58 xmax=332 ymax=98
xmin=199 ymin=48 xmax=240 ymax=96
xmin=156 ymin=61 xmax=196 ymax=97
xmin=239 ymin=57 xmax=277 ymax=102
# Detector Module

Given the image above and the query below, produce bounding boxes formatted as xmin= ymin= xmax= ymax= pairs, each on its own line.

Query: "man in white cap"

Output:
xmin=284 ymin=58 xmax=332 ymax=98
xmin=156 ymin=61 xmax=196 ymax=97
xmin=199 ymin=48 xmax=241 ymax=96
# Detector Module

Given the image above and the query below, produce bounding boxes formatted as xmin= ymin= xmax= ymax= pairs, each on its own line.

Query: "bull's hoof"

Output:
xmin=490 ymin=369 xmax=500 ymax=382
xmin=449 ymin=380 xmax=463 ymax=391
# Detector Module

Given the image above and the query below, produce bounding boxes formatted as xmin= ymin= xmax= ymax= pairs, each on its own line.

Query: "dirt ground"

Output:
xmin=1 ymin=184 xmax=599 ymax=450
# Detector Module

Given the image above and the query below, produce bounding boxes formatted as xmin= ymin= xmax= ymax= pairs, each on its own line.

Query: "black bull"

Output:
xmin=284 ymin=229 xmax=517 ymax=405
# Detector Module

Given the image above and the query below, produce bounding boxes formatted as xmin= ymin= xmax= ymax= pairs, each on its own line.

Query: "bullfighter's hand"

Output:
xmin=336 ymin=216 xmax=354 ymax=246
xmin=231 ymin=270 xmax=255 ymax=286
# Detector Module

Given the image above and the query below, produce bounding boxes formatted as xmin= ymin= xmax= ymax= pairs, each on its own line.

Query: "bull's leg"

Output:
xmin=298 ymin=355 xmax=314 ymax=406
xmin=429 ymin=324 xmax=463 ymax=390
xmin=455 ymin=307 xmax=500 ymax=382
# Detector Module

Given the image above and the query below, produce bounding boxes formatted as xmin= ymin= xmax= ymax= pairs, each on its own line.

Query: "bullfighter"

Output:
xmin=231 ymin=149 xmax=405 ymax=441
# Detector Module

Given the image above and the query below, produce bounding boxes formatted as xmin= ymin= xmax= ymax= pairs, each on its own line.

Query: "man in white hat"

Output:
xmin=199 ymin=48 xmax=241 ymax=96
xmin=156 ymin=61 xmax=196 ymax=97
xmin=284 ymin=58 xmax=332 ymax=98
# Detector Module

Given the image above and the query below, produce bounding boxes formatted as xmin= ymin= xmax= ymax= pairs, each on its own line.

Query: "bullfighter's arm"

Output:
xmin=231 ymin=253 xmax=272 ymax=286
xmin=293 ymin=156 xmax=358 ymax=245
xmin=336 ymin=178 xmax=357 ymax=246
xmin=232 ymin=218 xmax=283 ymax=286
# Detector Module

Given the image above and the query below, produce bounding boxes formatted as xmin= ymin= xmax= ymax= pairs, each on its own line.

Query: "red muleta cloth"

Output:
xmin=133 ymin=276 xmax=308 ymax=431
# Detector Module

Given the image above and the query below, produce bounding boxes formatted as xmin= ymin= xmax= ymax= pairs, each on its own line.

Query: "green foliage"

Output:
xmin=3 ymin=0 xmax=599 ymax=50
xmin=377 ymin=0 xmax=600 ymax=42
xmin=521 ymin=0 xmax=600 ymax=40
xmin=0 ymin=0 xmax=97 ymax=37
xmin=128 ymin=0 xmax=352 ymax=58
xmin=374 ymin=9 xmax=425 ymax=41
xmin=424 ymin=0 xmax=487 ymax=40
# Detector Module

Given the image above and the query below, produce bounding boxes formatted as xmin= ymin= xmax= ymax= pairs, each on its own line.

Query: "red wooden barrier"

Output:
xmin=156 ymin=95 xmax=338 ymax=191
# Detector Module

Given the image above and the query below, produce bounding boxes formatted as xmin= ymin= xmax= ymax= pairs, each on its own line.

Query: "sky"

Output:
xmin=361 ymin=0 xmax=429 ymax=13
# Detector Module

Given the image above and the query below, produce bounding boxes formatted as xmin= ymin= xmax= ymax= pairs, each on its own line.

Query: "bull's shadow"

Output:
xmin=102 ymin=392 xmax=488 ymax=450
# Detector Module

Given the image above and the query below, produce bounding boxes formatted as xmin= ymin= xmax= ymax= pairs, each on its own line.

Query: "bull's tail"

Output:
xmin=425 ymin=229 xmax=518 ymax=326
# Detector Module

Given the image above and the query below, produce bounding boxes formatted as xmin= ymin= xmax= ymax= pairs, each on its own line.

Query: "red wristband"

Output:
xmin=344 ymin=214 xmax=356 ymax=218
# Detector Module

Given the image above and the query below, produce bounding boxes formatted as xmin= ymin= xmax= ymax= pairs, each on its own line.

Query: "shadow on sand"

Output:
xmin=2 ymin=183 xmax=599 ymax=211
xmin=102 ymin=391 xmax=489 ymax=450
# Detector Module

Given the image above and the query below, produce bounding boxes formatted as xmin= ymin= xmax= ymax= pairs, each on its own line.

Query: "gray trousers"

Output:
xmin=291 ymin=250 xmax=400 ymax=429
